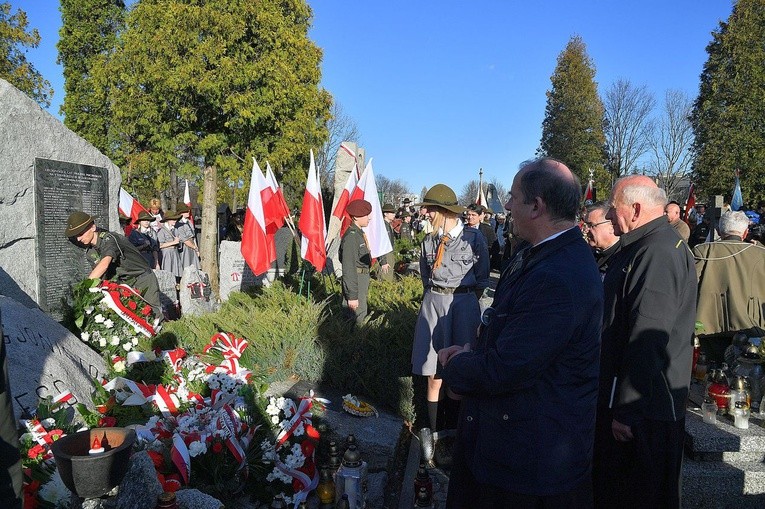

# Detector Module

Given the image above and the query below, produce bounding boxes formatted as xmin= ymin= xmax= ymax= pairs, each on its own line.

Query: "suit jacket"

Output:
xmin=443 ymin=227 xmax=603 ymax=495
xmin=693 ymin=239 xmax=765 ymax=336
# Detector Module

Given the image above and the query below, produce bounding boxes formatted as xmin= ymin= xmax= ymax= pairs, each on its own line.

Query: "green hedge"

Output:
xmin=161 ymin=273 xmax=424 ymax=422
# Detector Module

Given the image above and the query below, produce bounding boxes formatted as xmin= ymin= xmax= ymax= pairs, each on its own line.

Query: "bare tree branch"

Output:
xmin=315 ymin=100 xmax=361 ymax=187
xmin=648 ymin=89 xmax=695 ymax=201
xmin=604 ymin=79 xmax=655 ymax=180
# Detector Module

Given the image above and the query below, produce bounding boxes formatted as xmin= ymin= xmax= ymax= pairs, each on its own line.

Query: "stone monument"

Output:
xmin=1 ymin=296 xmax=107 ymax=418
xmin=326 ymin=142 xmax=365 ymax=276
xmin=0 ymin=79 xmax=121 ymax=316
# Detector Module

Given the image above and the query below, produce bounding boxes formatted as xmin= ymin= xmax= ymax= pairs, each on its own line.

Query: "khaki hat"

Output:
xmin=176 ymin=203 xmax=190 ymax=214
xmin=417 ymin=184 xmax=464 ymax=214
xmin=381 ymin=203 xmax=396 ymax=213
xmin=65 ymin=211 xmax=95 ymax=237
xmin=346 ymin=199 xmax=372 ymax=217
xmin=161 ymin=211 xmax=182 ymax=222
xmin=134 ymin=210 xmax=154 ymax=223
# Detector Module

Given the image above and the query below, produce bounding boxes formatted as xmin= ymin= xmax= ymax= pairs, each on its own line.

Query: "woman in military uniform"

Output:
xmin=340 ymin=199 xmax=373 ymax=324
xmin=411 ymin=185 xmax=490 ymax=434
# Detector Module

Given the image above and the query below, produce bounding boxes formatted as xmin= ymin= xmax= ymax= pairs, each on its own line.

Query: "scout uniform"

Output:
xmin=340 ymin=200 xmax=372 ymax=324
xmin=175 ymin=203 xmax=200 ymax=271
xmin=65 ymin=211 xmax=163 ymax=321
xmin=411 ymin=185 xmax=491 ymax=377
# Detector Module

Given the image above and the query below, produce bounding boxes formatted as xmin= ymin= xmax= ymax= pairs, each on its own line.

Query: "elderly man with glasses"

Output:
xmin=584 ymin=201 xmax=621 ymax=276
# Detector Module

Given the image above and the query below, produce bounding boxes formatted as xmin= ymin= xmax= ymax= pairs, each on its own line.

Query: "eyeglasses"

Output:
xmin=583 ymin=220 xmax=610 ymax=231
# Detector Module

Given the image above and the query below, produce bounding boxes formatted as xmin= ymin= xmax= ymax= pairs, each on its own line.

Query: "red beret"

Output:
xmin=347 ymin=199 xmax=372 ymax=217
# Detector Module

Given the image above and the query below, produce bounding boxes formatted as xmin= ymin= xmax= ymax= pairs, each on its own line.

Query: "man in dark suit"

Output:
xmin=440 ymin=158 xmax=603 ymax=508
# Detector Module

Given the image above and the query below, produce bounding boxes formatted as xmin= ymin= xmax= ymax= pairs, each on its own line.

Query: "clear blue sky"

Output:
xmin=11 ymin=0 xmax=735 ymax=195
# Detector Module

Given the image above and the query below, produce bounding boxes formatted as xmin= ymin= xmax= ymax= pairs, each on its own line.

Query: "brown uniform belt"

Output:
xmin=356 ymin=268 xmax=370 ymax=274
xmin=430 ymin=285 xmax=474 ymax=295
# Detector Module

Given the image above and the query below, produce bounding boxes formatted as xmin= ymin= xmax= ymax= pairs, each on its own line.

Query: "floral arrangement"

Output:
xmin=70 ymin=279 xmax=158 ymax=372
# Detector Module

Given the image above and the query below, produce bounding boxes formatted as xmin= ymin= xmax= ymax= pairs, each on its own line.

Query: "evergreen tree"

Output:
xmin=539 ymin=36 xmax=608 ymax=192
xmin=57 ymin=0 xmax=125 ymax=154
xmin=691 ymin=0 xmax=765 ymax=204
xmin=0 ymin=2 xmax=53 ymax=106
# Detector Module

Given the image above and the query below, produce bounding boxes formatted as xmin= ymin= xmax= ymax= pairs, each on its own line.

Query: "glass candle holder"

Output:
xmin=733 ymin=401 xmax=750 ymax=429
xmin=702 ymin=398 xmax=718 ymax=424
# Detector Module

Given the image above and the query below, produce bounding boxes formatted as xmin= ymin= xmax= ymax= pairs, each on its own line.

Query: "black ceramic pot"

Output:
xmin=51 ymin=427 xmax=136 ymax=499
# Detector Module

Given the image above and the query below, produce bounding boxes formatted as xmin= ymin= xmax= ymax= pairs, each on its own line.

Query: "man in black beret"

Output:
xmin=65 ymin=211 xmax=163 ymax=321
xmin=340 ymin=199 xmax=373 ymax=324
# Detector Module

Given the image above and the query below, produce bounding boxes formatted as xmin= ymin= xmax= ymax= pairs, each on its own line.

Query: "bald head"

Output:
xmin=607 ymin=175 xmax=667 ymax=235
xmin=664 ymin=202 xmax=681 ymax=223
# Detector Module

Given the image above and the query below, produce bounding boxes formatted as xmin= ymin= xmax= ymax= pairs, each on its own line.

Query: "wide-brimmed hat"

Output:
xmin=381 ymin=203 xmax=396 ymax=213
xmin=134 ymin=211 xmax=154 ymax=223
xmin=417 ymin=184 xmax=464 ymax=214
xmin=176 ymin=203 xmax=190 ymax=214
xmin=347 ymin=199 xmax=372 ymax=217
xmin=161 ymin=211 xmax=182 ymax=222
xmin=65 ymin=211 xmax=95 ymax=237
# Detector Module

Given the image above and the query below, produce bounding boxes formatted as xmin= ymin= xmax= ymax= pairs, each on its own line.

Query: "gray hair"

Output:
xmin=617 ymin=179 xmax=667 ymax=208
xmin=718 ymin=210 xmax=750 ymax=236
xmin=586 ymin=200 xmax=611 ymax=218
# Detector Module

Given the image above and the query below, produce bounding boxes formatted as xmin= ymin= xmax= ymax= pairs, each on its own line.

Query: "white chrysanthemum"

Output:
xmin=99 ymin=338 xmax=107 ymax=348
xmin=81 ymin=332 xmax=90 ymax=342
xmin=131 ymin=337 xmax=139 ymax=346
xmin=85 ymin=305 xmax=94 ymax=315
xmin=110 ymin=336 xmax=121 ymax=346
xmin=122 ymin=342 xmax=132 ymax=352
xmin=188 ymin=440 xmax=207 ymax=457
xmin=94 ymin=314 xmax=105 ymax=323
xmin=41 ymin=417 xmax=56 ymax=428
xmin=38 ymin=471 xmax=69 ymax=507
xmin=270 ymin=415 xmax=280 ymax=425
xmin=104 ymin=319 xmax=114 ymax=329
xmin=113 ymin=360 xmax=126 ymax=372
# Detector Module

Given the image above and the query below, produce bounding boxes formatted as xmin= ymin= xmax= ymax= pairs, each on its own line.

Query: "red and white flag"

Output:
xmin=684 ymin=182 xmax=696 ymax=225
xmin=264 ymin=161 xmax=291 ymax=229
xmin=183 ymin=179 xmax=194 ymax=229
xmin=241 ymin=158 xmax=275 ymax=276
xmin=118 ymin=187 xmax=149 ymax=223
xmin=349 ymin=159 xmax=392 ymax=258
xmin=584 ymin=179 xmax=594 ymax=203
xmin=330 ymin=163 xmax=360 ymax=240
xmin=475 ymin=184 xmax=488 ymax=208
xmin=298 ymin=150 xmax=327 ymax=271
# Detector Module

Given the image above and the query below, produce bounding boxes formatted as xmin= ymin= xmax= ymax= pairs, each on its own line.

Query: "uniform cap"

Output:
xmin=417 ymin=184 xmax=465 ymax=214
xmin=65 ymin=211 xmax=95 ymax=237
xmin=347 ymin=199 xmax=372 ymax=217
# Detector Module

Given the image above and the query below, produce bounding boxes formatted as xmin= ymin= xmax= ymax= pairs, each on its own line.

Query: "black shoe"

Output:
xmin=418 ymin=427 xmax=434 ymax=465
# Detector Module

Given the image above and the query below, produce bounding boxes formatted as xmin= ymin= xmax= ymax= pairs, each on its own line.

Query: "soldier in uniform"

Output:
xmin=340 ymin=199 xmax=373 ymax=324
xmin=379 ymin=203 xmax=397 ymax=281
xmin=65 ymin=211 xmax=163 ymax=321
xmin=399 ymin=211 xmax=414 ymax=241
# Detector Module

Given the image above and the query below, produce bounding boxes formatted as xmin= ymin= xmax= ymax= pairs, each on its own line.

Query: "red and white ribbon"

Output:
xmin=51 ymin=390 xmax=74 ymax=408
xmin=171 ymin=432 xmax=191 ymax=485
xmin=94 ymin=281 xmax=155 ymax=337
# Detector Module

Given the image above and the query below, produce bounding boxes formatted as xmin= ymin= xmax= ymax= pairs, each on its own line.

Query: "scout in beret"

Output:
xmin=340 ymin=199 xmax=373 ymax=324
xmin=65 ymin=210 xmax=163 ymax=321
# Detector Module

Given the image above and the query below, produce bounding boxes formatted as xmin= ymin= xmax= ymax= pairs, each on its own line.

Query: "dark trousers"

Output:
xmin=132 ymin=271 xmax=163 ymax=322
xmin=593 ymin=413 xmax=685 ymax=509
xmin=446 ymin=429 xmax=593 ymax=509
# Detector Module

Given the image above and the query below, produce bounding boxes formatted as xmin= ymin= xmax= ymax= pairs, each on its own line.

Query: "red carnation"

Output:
xmin=27 ymin=444 xmax=45 ymax=459
xmin=98 ymin=416 xmax=117 ymax=428
xmin=120 ymin=289 xmax=131 ymax=298
xmin=141 ymin=305 xmax=152 ymax=316
xmin=48 ymin=429 xmax=64 ymax=441
xmin=211 ymin=442 xmax=223 ymax=454
xmin=128 ymin=300 xmax=137 ymax=310
xmin=304 ymin=424 xmax=320 ymax=441
xmin=300 ymin=440 xmax=315 ymax=458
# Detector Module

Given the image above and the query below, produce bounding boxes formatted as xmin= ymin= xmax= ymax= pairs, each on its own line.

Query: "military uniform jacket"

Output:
xmin=693 ymin=238 xmax=765 ymax=335
xmin=382 ymin=221 xmax=396 ymax=267
xmin=88 ymin=229 xmax=152 ymax=282
xmin=340 ymin=224 xmax=371 ymax=300
xmin=600 ymin=217 xmax=696 ymax=425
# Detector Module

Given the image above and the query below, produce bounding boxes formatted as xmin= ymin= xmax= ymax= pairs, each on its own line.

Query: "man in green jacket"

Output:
xmin=378 ymin=203 xmax=397 ymax=281
xmin=340 ymin=200 xmax=373 ymax=324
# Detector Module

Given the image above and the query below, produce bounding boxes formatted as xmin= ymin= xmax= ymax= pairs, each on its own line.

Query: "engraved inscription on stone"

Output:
xmin=34 ymin=158 xmax=109 ymax=315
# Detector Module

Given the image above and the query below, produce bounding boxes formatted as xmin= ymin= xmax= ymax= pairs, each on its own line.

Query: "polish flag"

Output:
xmin=241 ymin=158 xmax=275 ymax=276
xmin=183 ymin=179 xmax=194 ymax=228
xmin=330 ymin=163 xmax=360 ymax=239
xmin=298 ymin=150 xmax=327 ymax=271
xmin=264 ymin=161 xmax=291 ymax=229
xmin=349 ymin=159 xmax=392 ymax=258
xmin=684 ymin=183 xmax=696 ymax=225
xmin=584 ymin=178 xmax=594 ymax=203
xmin=118 ymin=187 xmax=149 ymax=222
xmin=475 ymin=184 xmax=488 ymax=208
